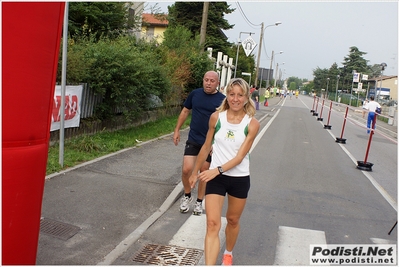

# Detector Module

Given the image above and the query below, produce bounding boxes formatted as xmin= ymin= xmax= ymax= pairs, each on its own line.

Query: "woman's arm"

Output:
xmin=188 ymin=111 xmax=218 ymax=188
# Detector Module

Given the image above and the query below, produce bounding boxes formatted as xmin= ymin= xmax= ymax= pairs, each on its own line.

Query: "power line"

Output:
xmin=235 ymin=2 xmax=261 ymax=29
xmin=262 ymin=33 xmax=270 ymax=60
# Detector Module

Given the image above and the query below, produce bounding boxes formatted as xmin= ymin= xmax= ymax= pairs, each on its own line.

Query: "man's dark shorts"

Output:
xmin=206 ymin=175 xmax=250 ymax=199
xmin=184 ymin=140 xmax=211 ymax=162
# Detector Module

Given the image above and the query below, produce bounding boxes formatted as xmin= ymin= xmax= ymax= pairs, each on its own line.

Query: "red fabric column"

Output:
xmin=2 ymin=2 xmax=65 ymax=264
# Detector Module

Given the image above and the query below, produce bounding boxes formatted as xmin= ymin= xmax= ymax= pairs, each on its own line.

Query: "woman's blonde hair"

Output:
xmin=217 ymin=78 xmax=256 ymax=117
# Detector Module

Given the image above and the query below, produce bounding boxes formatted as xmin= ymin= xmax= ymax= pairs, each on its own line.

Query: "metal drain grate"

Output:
xmin=40 ymin=218 xmax=80 ymax=240
xmin=132 ymin=244 xmax=203 ymax=265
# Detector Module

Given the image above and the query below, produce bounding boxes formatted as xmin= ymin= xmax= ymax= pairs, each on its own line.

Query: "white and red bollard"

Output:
xmin=357 ymin=114 xmax=378 ymax=171
xmin=324 ymin=101 xmax=333 ymax=129
xmin=313 ymin=97 xmax=319 ymax=116
xmin=317 ymin=99 xmax=325 ymax=121
xmin=336 ymin=106 xmax=349 ymax=144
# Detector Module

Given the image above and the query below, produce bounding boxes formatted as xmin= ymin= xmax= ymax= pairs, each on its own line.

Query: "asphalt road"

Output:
xmin=37 ymin=95 xmax=397 ymax=265
xmin=113 ymin=95 xmax=397 ymax=265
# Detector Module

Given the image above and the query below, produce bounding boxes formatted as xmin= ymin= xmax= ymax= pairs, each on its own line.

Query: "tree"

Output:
xmin=342 ymin=46 xmax=369 ymax=73
xmin=312 ymin=67 xmax=329 ymax=95
xmin=368 ymin=64 xmax=383 ymax=78
xmin=302 ymin=81 xmax=314 ymax=94
xmin=287 ymin=77 xmax=303 ymax=89
xmin=328 ymin=63 xmax=341 ymax=95
xmin=161 ymin=25 xmax=214 ymax=99
xmin=312 ymin=62 xmax=342 ymax=96
xmin=68 ymin=2 xmax=135 ymax=40
xmin=341 ymin=46 xmax=369 ymax=92
xmin=167 ymin=2 xmax=234 ymax=52
xmin=289 ymin=82 xmax=297 ymax=91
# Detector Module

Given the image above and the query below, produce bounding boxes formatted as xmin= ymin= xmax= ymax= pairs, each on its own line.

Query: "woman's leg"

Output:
xmin=225 ymin=195 xmax=247 ymax=252
xmin=204 ymin=194 xmax=225 ymax=265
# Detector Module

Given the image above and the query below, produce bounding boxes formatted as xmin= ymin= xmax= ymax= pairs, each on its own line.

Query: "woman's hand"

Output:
xmin=197 ymin=168 xmax=219 ymax=183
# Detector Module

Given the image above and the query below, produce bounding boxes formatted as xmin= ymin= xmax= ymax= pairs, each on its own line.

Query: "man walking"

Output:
xmin=173 ymin=71 xmax=225 ymax=215
xmin=364 ymin=95 xmax=381 ymax=134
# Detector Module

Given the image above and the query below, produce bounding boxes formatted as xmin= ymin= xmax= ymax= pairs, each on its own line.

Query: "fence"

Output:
xmin=321 ymin=92 xmax=398 ymax=126
xmin=49 ymin=84 xmax=181 ymax=143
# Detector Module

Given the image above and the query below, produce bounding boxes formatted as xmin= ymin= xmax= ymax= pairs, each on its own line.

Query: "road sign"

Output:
xmin=241 ymin=36 xmax=257 ymax=57
xmin=353 ymin=73 xmax=360 ymax=82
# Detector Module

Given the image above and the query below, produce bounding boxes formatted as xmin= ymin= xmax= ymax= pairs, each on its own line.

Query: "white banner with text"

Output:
xmin=51 ymin=85 xmax=83 ymax=131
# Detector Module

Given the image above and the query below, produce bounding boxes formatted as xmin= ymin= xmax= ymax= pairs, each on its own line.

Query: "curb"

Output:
xmin=97 ymin=182 xmax=184 ymax=265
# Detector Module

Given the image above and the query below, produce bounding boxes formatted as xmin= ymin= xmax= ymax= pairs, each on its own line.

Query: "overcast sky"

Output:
xmin=150 ymin=1 xmax=398 ymax=81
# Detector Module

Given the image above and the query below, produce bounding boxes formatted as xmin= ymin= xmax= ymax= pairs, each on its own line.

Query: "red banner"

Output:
xmin=2 ymin=2 xmax=65 ymax=264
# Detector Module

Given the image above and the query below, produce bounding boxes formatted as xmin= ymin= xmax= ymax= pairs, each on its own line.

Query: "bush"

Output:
xmin=160 ymin=26 xmax=214 ymax=100
xmin=57 ymin=27 xmax=214 ymax=122
xmin=58 ymin=36 xmax=171 ymax=120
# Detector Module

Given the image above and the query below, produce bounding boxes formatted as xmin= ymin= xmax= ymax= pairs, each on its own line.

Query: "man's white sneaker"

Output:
xmin=179 ymin=196 xmax=193 ymax=213
xmin=192 ymin=201 xmax=203 ymax=216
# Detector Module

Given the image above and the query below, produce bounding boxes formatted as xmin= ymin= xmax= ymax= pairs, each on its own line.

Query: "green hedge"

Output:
xmin=57 ymin=28 xmax=214 ymax=121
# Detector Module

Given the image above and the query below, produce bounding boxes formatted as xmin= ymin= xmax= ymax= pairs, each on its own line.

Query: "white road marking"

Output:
xmin=274 ymin=226 xmax=327 ymax=265
xmin=97 ymin=183 xmax=185 ymax=265
xmin=324 ymin=122 xmax=397 ymax=212
xmin=251 ymin=97 xmax=285 ymax=153
xmin=370 ymin=238 xmax=397 ymax=244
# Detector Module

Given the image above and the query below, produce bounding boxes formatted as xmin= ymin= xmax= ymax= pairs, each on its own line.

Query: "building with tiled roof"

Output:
xmin=141 ymin=13 xmax=168 ymax=43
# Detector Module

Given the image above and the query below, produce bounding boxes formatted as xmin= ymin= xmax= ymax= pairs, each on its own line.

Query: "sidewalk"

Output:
xmin=36 ymin=96 xmax=282 ymax=265
xmin=347 ymin=105 xmax=397 ymax=139
xmin=326 ymin=99 xmax=397 ymax=139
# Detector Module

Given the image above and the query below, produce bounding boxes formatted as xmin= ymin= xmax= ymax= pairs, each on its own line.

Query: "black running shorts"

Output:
xmin=184 ymin=140 xmax=211 ymax=163
xmin=206 ymin=174 xmax=250 ymax=199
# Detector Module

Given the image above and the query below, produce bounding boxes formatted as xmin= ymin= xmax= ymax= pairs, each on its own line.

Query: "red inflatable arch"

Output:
xmin=2 ymin=2 xmax=65 ymax=264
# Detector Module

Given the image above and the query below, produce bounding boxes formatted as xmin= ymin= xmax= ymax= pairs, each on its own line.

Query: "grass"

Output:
xmin=47 ymin=114 xmax=190 ymax=175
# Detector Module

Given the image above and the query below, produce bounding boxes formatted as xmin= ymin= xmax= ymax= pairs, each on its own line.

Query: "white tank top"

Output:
xmin=210 ymin=111 xmax=252 ymax=177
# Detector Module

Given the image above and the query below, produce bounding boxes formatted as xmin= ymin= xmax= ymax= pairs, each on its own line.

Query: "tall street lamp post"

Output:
xmin=325 ymin=78 xmax=330 ymax=99
xmin=266 ymin=50 xmax=283 ymax=88
xmin=254 ymin=21 xmax=281 ymax=87
xmin=377 ymin=62 xmax=387 ymax=102
xmin=335 ymin=75 xmax=340 ymax=102
xmin=274 ymin=62 xmax=284 ymax=87
xmin=234 ymin=31 xmax=255 ymax=78
xmin=242 ymin=72 xmax=252 ymax=86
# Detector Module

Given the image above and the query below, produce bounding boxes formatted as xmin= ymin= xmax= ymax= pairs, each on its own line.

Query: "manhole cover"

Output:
xmin=132 ymin=244 xmax=203 ymax=265
xmin=40 ymin=218 xmax=80 ymax=240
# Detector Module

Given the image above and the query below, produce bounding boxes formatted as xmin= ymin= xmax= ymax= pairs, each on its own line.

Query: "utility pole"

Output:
xmin=274 ymin=62 xmax=279 ymax=87
xmin=266 ymin=50 xmax=274 ymax=88
xmin=255 ymin=21 xmax=282 ymax=87
xmin=254 ymin=22 xmax=264 ymax=87
xmin=199 ymin=2 xmax=209 ymax=48
xmin=59 ymin=2 xmax=69 ymax=167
